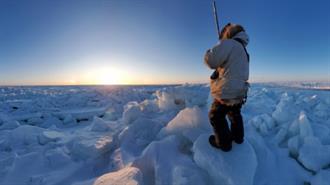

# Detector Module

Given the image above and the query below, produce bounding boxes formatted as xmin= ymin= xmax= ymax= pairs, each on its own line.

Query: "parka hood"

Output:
xmin=232 ymin=31 xmax=249 ymax=47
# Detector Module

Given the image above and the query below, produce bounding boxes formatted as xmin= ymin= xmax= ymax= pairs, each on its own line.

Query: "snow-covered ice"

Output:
xmin=0 ymin=83 xmax=329 ymax=185
xmin=193 ymin=134 xmax=257 ymax=185
xmin=93 ymin=166 xmax=143 ymax=185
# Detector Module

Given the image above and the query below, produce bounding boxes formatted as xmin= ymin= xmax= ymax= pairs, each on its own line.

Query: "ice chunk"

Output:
xmin=26 ymin=116 xmax=43 ymax=126
xmin=93 ymin=167 xmax=143 ymax=185
xmin=57 ymin=107 xmax=107 ymax=121
xmin=288 ymin=111 xmax=313 ymax=136
xmin=171 ymin=165 xmax=209 ymax=185
xmin=298 ymin=136 xmax=330 ymax=172
xmin=288 ymin=118 xmax=300 ymax=137
xmin=288 ymin=135 xmax=301 ymax=158
xmin=133 ymin=135 xmax=207 ymax=185
xmin=180 ymin=85 xmax=209 ymax=108
xmin=63 ymin=114 xmax=77 ymax=126
xmin=12 ymin=113 xmax=43 ymax=125
xmin=119 ymin=117 xmax=163 ymax=157
xmin=312 ymin=124 xmax=330 ymax=145
xmin=157 ymin=106 xmax=211 ymax=143
xmin=40 ymin=115 xmax=62 ymax=128
xmin=156 ymin=88 xmax=185 ymax=111
xmin=10 ymin=125 xmax=44 ymax=147
xmin=2 ymin=152 xmax=46 ymax=185
xmin=90 ymin=116 xmax=109 ymax=132
xmin=261 ymin=113 xmax=276 ymax=129
xmin=109 ymin=148 xmax=127 ymax=170
xmin=247 ymin=128 xmax=310 ymax=185
xmin=298 ymin=111 xmax=313 ymax=138
xmin=140 ymin=99 xmax=159 ymax=113
xmin=272 ymin=93 xmax=298 ymax=124
xmin=249 ymin=114 xmax=275 ymax=136
xmin=274 ymin=111 xmax=313 ymax=146
xmin=0 ymin=151 xmax=15 ymax=176
xmin=314 ymin=102 xmax=329 ymax=119
xmin=311 ymin=170 xmax=330 ymax=185
xmin=103 ymin=107 xmax=119 ymax=121
xmin=273 ymin=125 xmax=289 ymax=145
xmin=0 ymin=131 xmax=11 ymax=151
xmin=243 ymin=87 xmax=277 ymax=118
xmin=193 ymin=134 xmax=257 ymax=185
xmin=38 ymin=130 xmax=65 ymax=145
xmin=155 ymin=85 xmax=208 ymax=111
xmin=0 ymin=120 xmax=20 ymax=130
xmin=70 ymin=136 xmax=114 ymax=160
xmin=0 ymin=113 xmax=20 ymax=130
xmin=45 ymin=147 xmax=71 ymax=169
xmin=302 ymin=94 xmax=319 ymax=107
xmin=122 ymin=102 xmax=142 ymax=125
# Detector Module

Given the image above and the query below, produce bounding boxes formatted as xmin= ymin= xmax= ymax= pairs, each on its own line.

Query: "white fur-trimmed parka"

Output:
xmin=204 ymin=31 xmax=250 ymax=104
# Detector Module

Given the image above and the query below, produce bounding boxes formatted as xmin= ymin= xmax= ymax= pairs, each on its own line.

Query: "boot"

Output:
xmin=209 ymin=135 xmax=232 ymax=152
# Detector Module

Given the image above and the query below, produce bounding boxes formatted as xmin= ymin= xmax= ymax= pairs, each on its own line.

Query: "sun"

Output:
xmin=84 ymin=67 xmax=129 ymax=85
xmin=97 ymin=69 xmax=120 ymax=85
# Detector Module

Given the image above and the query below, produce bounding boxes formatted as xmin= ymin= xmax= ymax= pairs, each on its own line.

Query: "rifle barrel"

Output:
xmin=212 ymin=0 xmax=220 ymax=40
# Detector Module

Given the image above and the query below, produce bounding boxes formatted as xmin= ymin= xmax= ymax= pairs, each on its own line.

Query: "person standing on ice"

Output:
xmin=204 ymin=23 xmax=250 ymax=152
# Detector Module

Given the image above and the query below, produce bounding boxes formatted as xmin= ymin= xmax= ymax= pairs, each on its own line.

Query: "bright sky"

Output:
xmin=0 ymin=0 xmax=329 ymax=85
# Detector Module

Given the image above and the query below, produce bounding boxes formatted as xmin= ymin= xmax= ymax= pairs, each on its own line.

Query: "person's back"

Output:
xmin=204 ymin=23 xmax=250 ymax=151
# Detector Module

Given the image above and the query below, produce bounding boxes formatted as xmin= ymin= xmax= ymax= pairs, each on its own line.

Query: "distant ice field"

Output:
xmin=0 ymin=83 xmax=329 ymax=185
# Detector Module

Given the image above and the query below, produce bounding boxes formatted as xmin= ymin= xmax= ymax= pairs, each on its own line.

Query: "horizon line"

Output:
xmin=0 ymin=79 xmax=329 ymax=87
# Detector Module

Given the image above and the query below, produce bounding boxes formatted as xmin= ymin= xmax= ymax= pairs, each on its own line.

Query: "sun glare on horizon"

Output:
xmin=89 ymin=67 xmax=131 ymax=85
xmin=66 ymin=66 xmax=133 ymax=85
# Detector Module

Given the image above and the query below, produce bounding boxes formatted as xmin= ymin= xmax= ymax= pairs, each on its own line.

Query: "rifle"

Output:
xmin=210 ymin=0 xmax=220 ymax=80
xmin=212 ymin=0 xmax=221 ymax=41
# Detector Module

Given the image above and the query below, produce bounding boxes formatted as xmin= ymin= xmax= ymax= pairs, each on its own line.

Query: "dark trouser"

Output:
xmin=209 ymin=100 xmax=244 ymax=148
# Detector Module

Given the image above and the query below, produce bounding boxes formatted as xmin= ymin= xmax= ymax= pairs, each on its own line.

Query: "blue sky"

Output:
xmin=0 ymin=0 xmax=329 ymax=85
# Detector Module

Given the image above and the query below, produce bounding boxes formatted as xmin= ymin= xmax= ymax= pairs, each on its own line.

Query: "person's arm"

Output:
xmin=204 ymin=40 xmax=233 ymax=69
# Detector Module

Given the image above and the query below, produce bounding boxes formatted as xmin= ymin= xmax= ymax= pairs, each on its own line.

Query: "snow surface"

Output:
xmin=0 ymin=83 xmax=329 ymax=185
xmin=193 ymin=134 xmax=257 ymax=185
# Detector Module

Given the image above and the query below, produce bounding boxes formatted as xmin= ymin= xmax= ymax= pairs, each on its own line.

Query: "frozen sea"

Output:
xmin=0 ymin=83 xmax=329 ymax=185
